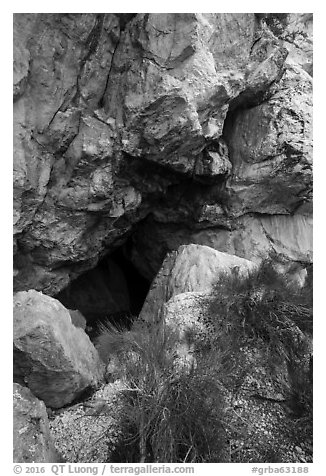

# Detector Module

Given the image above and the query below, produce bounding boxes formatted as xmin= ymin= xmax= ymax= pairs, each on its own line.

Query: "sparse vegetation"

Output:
xmin=206 ymin=260 xmax=312 ymax=411
xmin=96 ymin=322 xmax=227 ymax=463
xmin=94 ymin=259 xmax=312 ymax=463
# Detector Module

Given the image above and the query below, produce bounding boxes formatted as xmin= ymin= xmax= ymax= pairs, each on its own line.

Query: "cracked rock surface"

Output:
xmin=13 ymin=383 xmax=61 ymax=463
xmin=14 ymin=290 xmax=105 ymax=408
xmin=13 ymin=13 xmax=312 ymax=294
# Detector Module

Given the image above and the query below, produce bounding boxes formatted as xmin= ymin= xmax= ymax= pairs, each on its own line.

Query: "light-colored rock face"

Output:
xmin=14 ymin=290 xmax=105 ymax=408
xmin=104 ymin=13 xmax=260 ymax=170
xmin=13 ymin=13 xmax=312 ymax=294
xmin=13 ymin=383 xmax=60 ymax=463
xmin=127 ymin=212 xmax=312 ymax=281
xmin=225 ymin=65 xmax=312 ymax=216
xmin=139 ymin=244 xmax=256 ymax=323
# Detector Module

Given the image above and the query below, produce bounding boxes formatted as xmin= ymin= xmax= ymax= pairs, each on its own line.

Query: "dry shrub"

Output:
xmin=98 ymin=322 xmax=227 ymax=463
xmin=207 ymin=258 xmax=313 ymax=415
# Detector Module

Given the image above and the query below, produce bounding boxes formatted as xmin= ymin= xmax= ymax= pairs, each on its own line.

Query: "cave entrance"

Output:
xmin=55 ymin=245 xmax=151 ymax=337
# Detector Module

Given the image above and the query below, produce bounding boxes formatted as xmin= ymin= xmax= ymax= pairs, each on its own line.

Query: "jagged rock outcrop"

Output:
xmin=14 ymin=290 xmax=105 ymax=408
xmin=13 ymin=13 xmax=312 ymax=295
xmin=139 ymin=244 xmax=256 ymax=323
xmin=13 ymin=383 xmax=61 ymax=463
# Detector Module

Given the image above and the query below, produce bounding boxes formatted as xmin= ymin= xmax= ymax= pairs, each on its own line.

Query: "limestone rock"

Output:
xmin=225 ymin=65 xmax=312 ymax=216
xmin=161 ymin=287 xmax=312 ymax=404
xmin=139 ymin=243 xmax=256 ymax=323
xmin=104 ymin=13 xmax=259 ymax=172
xmin=129 ymin=209 xmax=312 ymax=282
xmin=13 ymin=383 xmax=60 ymax=463
xmin=13 ymin=14 xmax=312 ymax=296
xmin=14 ymin=290 xmax=105 ymax=408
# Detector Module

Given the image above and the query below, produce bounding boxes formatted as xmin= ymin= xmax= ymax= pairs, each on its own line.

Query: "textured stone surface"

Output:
xmin=13 ymin=13 xmax=312 ymax=295
xmin=159 ymin=288 xmax=312 ymax=462
xmin=139 ymin=244 xmax=256 ymax=323
xmin=49 ymin=381 xmax=124 ymax=463
xmin=127 ymin=212 xmax=313 ymax=281
xmin=68 ymin=310 xmax=87 ymax=330
xmin=13 ymin=383 xmax=61 ymax=463
xmin=225 ymin=65 xmax=312 ymax=216
xmin=14 ymin=290 xmax=105 ymax=408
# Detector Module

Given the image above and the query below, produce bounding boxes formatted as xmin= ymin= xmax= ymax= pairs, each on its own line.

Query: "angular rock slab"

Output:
xmin=14 ymin=290 xmax=105 ymax=408
xmin=139 ymin=243 xmax=256 ymax=323
xmin=13 ymin=383 xmax=60 ymax=463
xmin=129 ymin=212 xmax=312 ymax=282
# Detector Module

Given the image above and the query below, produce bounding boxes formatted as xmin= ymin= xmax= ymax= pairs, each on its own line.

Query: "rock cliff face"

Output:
xmin=13 ymin=13 xmax=313 ymax=295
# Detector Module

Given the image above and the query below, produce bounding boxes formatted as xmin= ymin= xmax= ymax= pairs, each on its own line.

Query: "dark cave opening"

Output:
xmin=111 ymin=246 xmax=151 ymax=317
xmin=55 ymin=242 xmax=151 ymax=338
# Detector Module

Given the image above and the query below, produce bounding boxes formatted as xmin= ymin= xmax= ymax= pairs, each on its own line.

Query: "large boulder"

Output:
xmin=14 ymin=290 xmax=105 ymax=408
xmin=13 ymin=383 xmax=61 ymax=463
xmin=128 ymin=212 xmax=312 ymax=282
xmin=139 ymin=243 xmax=256 ymax=323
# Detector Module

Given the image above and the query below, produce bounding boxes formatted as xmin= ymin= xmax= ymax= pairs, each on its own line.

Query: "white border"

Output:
xmin=3 ymin=4 xmax=324 ymax=474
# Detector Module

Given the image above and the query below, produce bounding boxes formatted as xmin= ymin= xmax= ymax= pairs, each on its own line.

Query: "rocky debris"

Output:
xmin=162 ymin=291 xmax=215 ymax=336
xmin=14 ymin=290 xmax=105 ymax=408
xmin=49 ymin=381 xmax=124 ymax=462
xmin=139 ymin=243 xmax=256 ymax=323
xmin=13 ymin=13 xmax=312 ymax=296
xmin=13 ymin=383 xmax=61 ymax=463
xmin=159 ymin=286 xmax=312 ymax=463
xmin=223 ymin=388 xmax=313 ymax=463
